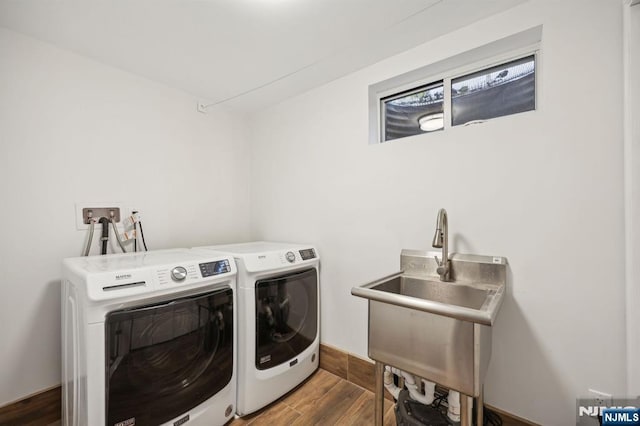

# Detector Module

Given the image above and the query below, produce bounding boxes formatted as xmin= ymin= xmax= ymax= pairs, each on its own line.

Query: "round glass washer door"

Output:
xmin=105 ymin=287 xmax=234 ymax=426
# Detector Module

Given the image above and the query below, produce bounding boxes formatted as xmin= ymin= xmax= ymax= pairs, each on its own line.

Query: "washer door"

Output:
xmin=105 ymin=287 xmax=233 ymax=426
xmin=255 ymin=268 xmax=318 ymax=370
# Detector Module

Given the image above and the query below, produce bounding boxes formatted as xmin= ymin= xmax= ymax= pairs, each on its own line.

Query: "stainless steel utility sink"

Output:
xmin=351 ymin=249 xmax=507 ymax=398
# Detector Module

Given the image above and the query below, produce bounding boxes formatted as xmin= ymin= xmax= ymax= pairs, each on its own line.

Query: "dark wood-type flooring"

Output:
xmin=228 ymin=368 xmax=395 ymax=426
xmin=228 ymin=368 xmax=531 ymax=426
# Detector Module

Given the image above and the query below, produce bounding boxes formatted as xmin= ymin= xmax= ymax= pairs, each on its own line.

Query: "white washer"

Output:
xmin=196 ymin=242 xmax=320 ymax=416
xmin=61 ymin=249 xmax=237 ymax=426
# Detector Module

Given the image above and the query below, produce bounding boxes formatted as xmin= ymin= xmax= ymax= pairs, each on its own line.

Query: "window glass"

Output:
xmin=382 ymin=82 xmax=444 ymax=141
xmin=451 ymin=55 xmax=535 ymax=126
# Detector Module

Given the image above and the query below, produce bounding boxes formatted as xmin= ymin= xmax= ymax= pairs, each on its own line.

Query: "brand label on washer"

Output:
xmin=114 ymin=418 xmax=135 ymax=426
xmin=260 ymin=355 xmax=271 ymax=364
xmin=174 ymin=414 xmax=190 ymax=426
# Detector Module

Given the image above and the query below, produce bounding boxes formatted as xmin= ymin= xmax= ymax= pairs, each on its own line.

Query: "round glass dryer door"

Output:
xmin=255 ymin=268 xmax=318 ymax=370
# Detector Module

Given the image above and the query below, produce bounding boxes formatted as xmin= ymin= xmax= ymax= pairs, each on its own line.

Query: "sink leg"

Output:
xmin=460 ymin=394 xmax=473 ymax=426
xmin=375 ymin=362 xmax=385 ymax=426
xmin=477 ymin=386 xmax=484 ymax=426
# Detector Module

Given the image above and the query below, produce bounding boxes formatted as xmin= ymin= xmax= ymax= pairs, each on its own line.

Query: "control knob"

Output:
xmin=171 ymin=266 xmax=188 ymax=282
xmin=285 ymin=251 xmax=296 ymax=263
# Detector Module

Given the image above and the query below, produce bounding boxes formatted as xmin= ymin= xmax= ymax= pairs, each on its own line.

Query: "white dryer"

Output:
xmin=61 ymin=249 xmax=237 ymax=426
xmin=196 ymin=242 xmax=320 ymax=416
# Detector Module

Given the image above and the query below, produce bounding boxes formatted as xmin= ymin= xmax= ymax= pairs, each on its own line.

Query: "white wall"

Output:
xmin=248 ymin=1 xmax=626 ymax=424
xmin=0 ymin=27 xmax=250 ymax=406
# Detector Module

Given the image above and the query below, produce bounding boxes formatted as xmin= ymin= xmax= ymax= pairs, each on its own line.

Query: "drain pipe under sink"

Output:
xmin=384 ymin=366 xmax=435 ymax=404
xmin=447 ymin=390 xmax=461 ymax=422
xmin=383 ymin=368 xmax=401 ymax=399
xmin=383 ymin=366 xmax=461 ymax=422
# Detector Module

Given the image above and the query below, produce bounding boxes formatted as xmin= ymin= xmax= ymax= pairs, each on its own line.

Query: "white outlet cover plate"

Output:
xmin=75 ymin=202 xmax=127 ymax=230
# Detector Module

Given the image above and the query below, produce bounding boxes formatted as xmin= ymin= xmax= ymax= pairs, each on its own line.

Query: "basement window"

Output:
xmin=451 ymin=55 xmax=536 ymax=126
xmin=367 ymin=26 xmax=542 ymax=144
xmin=381 ymin=82 xmax=444 ymax=142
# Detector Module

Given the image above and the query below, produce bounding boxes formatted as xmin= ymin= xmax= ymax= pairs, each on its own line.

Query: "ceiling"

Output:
xmin=0 ymin=0 xmax=526 ymax=112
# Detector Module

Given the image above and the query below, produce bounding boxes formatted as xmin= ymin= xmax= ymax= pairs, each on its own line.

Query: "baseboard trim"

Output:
xmin=0 ymin=385 xmax=61 ymax=425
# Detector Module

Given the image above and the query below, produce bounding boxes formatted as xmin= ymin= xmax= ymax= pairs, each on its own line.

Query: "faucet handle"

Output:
xmin=434 ymin=255 xmax=441 ymax=266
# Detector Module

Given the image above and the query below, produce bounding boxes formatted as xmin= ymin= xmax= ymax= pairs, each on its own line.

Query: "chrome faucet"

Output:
xmin=431 ymin=208 xmax=451 ymax=282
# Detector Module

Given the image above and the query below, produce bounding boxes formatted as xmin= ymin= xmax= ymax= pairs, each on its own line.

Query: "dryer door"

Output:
xmin=255 ymin=268 xmax=318 ymax=370
xmin=105 ymin=287 xmax=233 ymax=426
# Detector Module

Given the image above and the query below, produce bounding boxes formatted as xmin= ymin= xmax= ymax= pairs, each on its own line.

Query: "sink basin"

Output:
xmin=351 ymin=249 xmax=508 ymax=397
xmin=378 ymin=277 xmax=488 ymax=309
xmin=353 ymin=271 xmax=504 ymax=326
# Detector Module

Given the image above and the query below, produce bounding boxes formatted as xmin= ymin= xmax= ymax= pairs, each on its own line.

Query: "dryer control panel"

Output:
xmin=299 ymin=248 xmax=316 ymax=260
xmin=277 ymin=249 xmax=315 ymax=265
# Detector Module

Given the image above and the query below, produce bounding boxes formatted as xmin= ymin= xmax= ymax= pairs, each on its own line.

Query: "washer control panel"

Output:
xmin=157 ymin=264 xmax=199 ymax=285
xmin=155 ymin=259 xmax=231 ymax=286
xmin=285 ymin=251 xmax=296 ymax=263
xmin=199 ymin=259 xmax=232 ymax=277
xmin=85 ymin=253 xmax=236 ymax=301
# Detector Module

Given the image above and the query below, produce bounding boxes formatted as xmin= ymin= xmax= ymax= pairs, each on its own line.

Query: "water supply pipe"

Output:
xmin=83 ymin=218 xmax=96 ymax=256
xmin=110 ymin=218 xmax=127 ymax=253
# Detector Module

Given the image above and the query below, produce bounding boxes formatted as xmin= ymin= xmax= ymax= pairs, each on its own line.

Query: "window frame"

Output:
xmin=375 ymin=48 xmax=539 ymax=143
xmin=368 ymin=26 xmax=543 ymax=144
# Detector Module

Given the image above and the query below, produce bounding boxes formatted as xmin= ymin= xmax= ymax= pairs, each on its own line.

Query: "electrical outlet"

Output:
xmin=589 ymin=388 xmax=612 ymax=406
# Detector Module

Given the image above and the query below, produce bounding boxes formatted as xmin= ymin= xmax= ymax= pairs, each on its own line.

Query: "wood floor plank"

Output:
xmin=334 ymin=391 xmax=373 ymax=426
xmin=383 ymin=402 xmax=396 ymax=426
xmin=280 ymin=369 xmax=341 ymax=413
xmin=291 ymin=380 xmax=365 ymax=426
xmin=246 ymin=403 xmax=300 ymax=426
xmin=334 ymin=390 xmax=395 ymax=426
